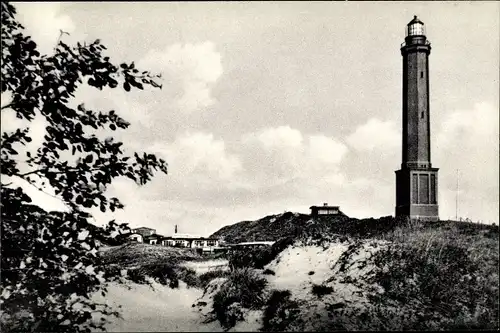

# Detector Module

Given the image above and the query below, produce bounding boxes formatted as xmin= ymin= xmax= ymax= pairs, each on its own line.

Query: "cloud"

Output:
xmin=138 ymin=41 xmax=223 ymax=113
xmin=89 ymin=130 xmax=245 ymax=234
xmin=253 ymin=125 xmax=304 ymax=150
xmin=150 ymin=132 xmax=242 ymax=180
xmin=241 ymin=125 xmax=348 ymax=187
xmin=346 ymin=118 xmax=400 ymax=151
xmin=14 ymin=3 xmax=76 ymax=56
xmin=434 ymin=102 xmax=499 ymax=222
xmin=308 ymin=135 xmax=348 ymax=166
xmin=89 ymin=126 xmax=352 ymax=235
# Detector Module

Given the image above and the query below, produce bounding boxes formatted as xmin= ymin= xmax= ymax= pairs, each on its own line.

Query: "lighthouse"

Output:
xmin=395 ymin=16 xmax=439 ymax=221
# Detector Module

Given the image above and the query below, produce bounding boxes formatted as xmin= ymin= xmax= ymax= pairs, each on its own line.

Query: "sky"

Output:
xmin=2 ymin=1 xmax=499 ymax=236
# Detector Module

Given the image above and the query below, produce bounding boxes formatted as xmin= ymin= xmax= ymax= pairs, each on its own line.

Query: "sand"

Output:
xmin=91 ymin=259 xmax=229 ymax=332
xmin=91 ymin=241 xmax=382 ymax=332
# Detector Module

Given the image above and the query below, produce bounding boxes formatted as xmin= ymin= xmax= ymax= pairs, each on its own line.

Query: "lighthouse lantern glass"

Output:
xmin=408 ymin=22 xmax=424 ymax=36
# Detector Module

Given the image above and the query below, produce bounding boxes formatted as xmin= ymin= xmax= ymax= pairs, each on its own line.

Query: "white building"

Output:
xmin=128 ymin=233 xmax=143 ymax=243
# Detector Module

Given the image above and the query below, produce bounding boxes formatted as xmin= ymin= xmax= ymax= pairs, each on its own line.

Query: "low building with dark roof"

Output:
xmin=310 ymin=203 xmax=341 ymax=217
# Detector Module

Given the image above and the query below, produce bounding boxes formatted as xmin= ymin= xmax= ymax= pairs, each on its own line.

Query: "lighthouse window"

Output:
xmin=421 ymin=111 xmax=424 ymax=119
xmin=420 ymin=71 xmax=424 ymax=78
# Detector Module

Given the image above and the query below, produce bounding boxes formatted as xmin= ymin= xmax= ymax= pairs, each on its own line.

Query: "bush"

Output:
xmin=228 ymin=237 xmax=295 ymax=270
xmin=262 ymin=289 xmax=302 ymax=332
xmin=212 ymin=268 xmax=268 ymax=329
xmin=198 ymin=270 xmax=230 ymax=289
xmin=311 ymin=284 xmax=334 ymax=298
xmin=126 ymin=263 xmax=198 ymax=288
xmin=176 ymin=266 xmax=199 ymax=288
xmin=322 ymin=238 xmax=499 ymax=330
xmin=263 ymin=269 xmax=275 ymax=275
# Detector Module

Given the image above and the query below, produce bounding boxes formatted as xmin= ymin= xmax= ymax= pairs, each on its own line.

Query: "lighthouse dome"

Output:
xmin=406 ymin=15 xmax=425 ymax=36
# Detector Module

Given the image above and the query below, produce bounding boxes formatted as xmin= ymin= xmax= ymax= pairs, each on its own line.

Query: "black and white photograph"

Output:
xmin=1 ymin=1 xmax=499 ymax=332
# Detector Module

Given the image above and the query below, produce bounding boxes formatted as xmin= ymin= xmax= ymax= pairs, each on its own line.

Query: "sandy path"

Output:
xmin=91 ymin=260 xmax=229 ymax=332
xmin=92 ymin=281 xmax=223 ymax=332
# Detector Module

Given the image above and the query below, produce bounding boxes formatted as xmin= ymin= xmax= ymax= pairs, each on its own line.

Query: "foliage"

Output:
xmin=126 ymin=263 xmax=198 ymax=289
xmin=321 ymin=226 xmax=499 ymax=331
xmin=210 ymin=211 xmax=312 ymax=244
xmin=262 ymin=268 xmax=275 ymax=275
xmin=212 ymin=268 xmax=268 ymax=329
xmin=261 ymin=289 xmax=302 ymax=332
xmin=311 ymin=284 xmax=334 ymax=298
xmin=198 ymin=269 xmax=230 ymax=289
xmin=1 ymin=2 xmax=167 ymax=331
xmin=228 ymin=237 xmax=295 ymax=270
xmin=101 ymin=243 xmax=200 ymax=268
xmin=100 ymin=243 xmax=202 ymax=288
xmin=214 ymin=211 xmax=498 ymax=331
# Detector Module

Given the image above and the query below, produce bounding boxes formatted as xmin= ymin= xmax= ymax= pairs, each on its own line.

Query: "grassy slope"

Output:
xmin=100 ymin=243 xmax=230 ymax=289
xmin=100 ymin=243 xmax=203 ymax=287
xmin=99 ymin=216 xmax=499 ymax=331
xmin=101 ymin=242 xmax=202 ymax=268
xmin=209 ymin=213 xmax=499 ymax=331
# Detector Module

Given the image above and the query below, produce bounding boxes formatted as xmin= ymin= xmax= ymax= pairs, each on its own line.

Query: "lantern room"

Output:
xmin=406 ymin=15 xmax=425 ymax=37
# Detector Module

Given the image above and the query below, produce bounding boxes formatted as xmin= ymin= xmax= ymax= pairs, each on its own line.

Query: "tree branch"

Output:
xmin=1 ymin=103 xmax=13 ymax=110
xmin=18 ymin=168 xmax=47 ymax=177
xmin=18 ymin=165 xmax=107 ymax=178
xmin=13 ymin=174 xmax=70 ymax=209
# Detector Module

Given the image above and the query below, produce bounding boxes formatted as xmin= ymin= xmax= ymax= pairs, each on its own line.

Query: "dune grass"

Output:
xmin=319 ymin=218 xmax=499 ymax=331
xmin=212 ymin=268 xmax=268 ymax=329
xmin=216 ymin=215 xmax=498 ymax=331
xmin=262 ymin=290 xmax=302 ymax=332
xmin=100 ymin=243 xmax=205 ymax=288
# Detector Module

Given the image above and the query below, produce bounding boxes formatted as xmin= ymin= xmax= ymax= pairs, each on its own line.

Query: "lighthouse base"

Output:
xmin=395 ymin=167 xmax=439 ymax=221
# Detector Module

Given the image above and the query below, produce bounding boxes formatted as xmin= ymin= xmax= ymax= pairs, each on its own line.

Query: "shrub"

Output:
xmin=323 ymin=238 xmax=499 ymax=330
xmin=198 ymin=270 xmax=230 ymax=289
xmin=228 ymin=237 xmax=295 ymax=270
xmin=176 ymin=266 xmax=199 ymax=288
xmin=308 ymin=271 xmax=315 ymax=275
xmin=125 ymin=263 xmax=198 ymax=288
xmin=212 ymin=268 xmax=268 ymax=329
xmin=262 ymin=289 xmax=302 ymax=332
xmin=311 ymin=284 xmax=334 ymax=298
xmin=263 ymin=269 xmax=275 ymax=275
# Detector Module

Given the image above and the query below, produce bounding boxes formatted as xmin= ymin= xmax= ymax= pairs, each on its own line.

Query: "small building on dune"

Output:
xmin=310 ymin=203 xmax=341 ymax=217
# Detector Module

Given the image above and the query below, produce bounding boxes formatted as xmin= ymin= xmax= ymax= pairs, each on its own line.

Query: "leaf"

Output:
xmin=123 ymin=82 xmax=130 ymax=92
xmin=109 ymin=124 xmax=116 ymax=131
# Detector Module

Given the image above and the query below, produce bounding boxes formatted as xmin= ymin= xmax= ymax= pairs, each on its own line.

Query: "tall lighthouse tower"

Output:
xmin=395 ymin=16 xmax=439 ymax=221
